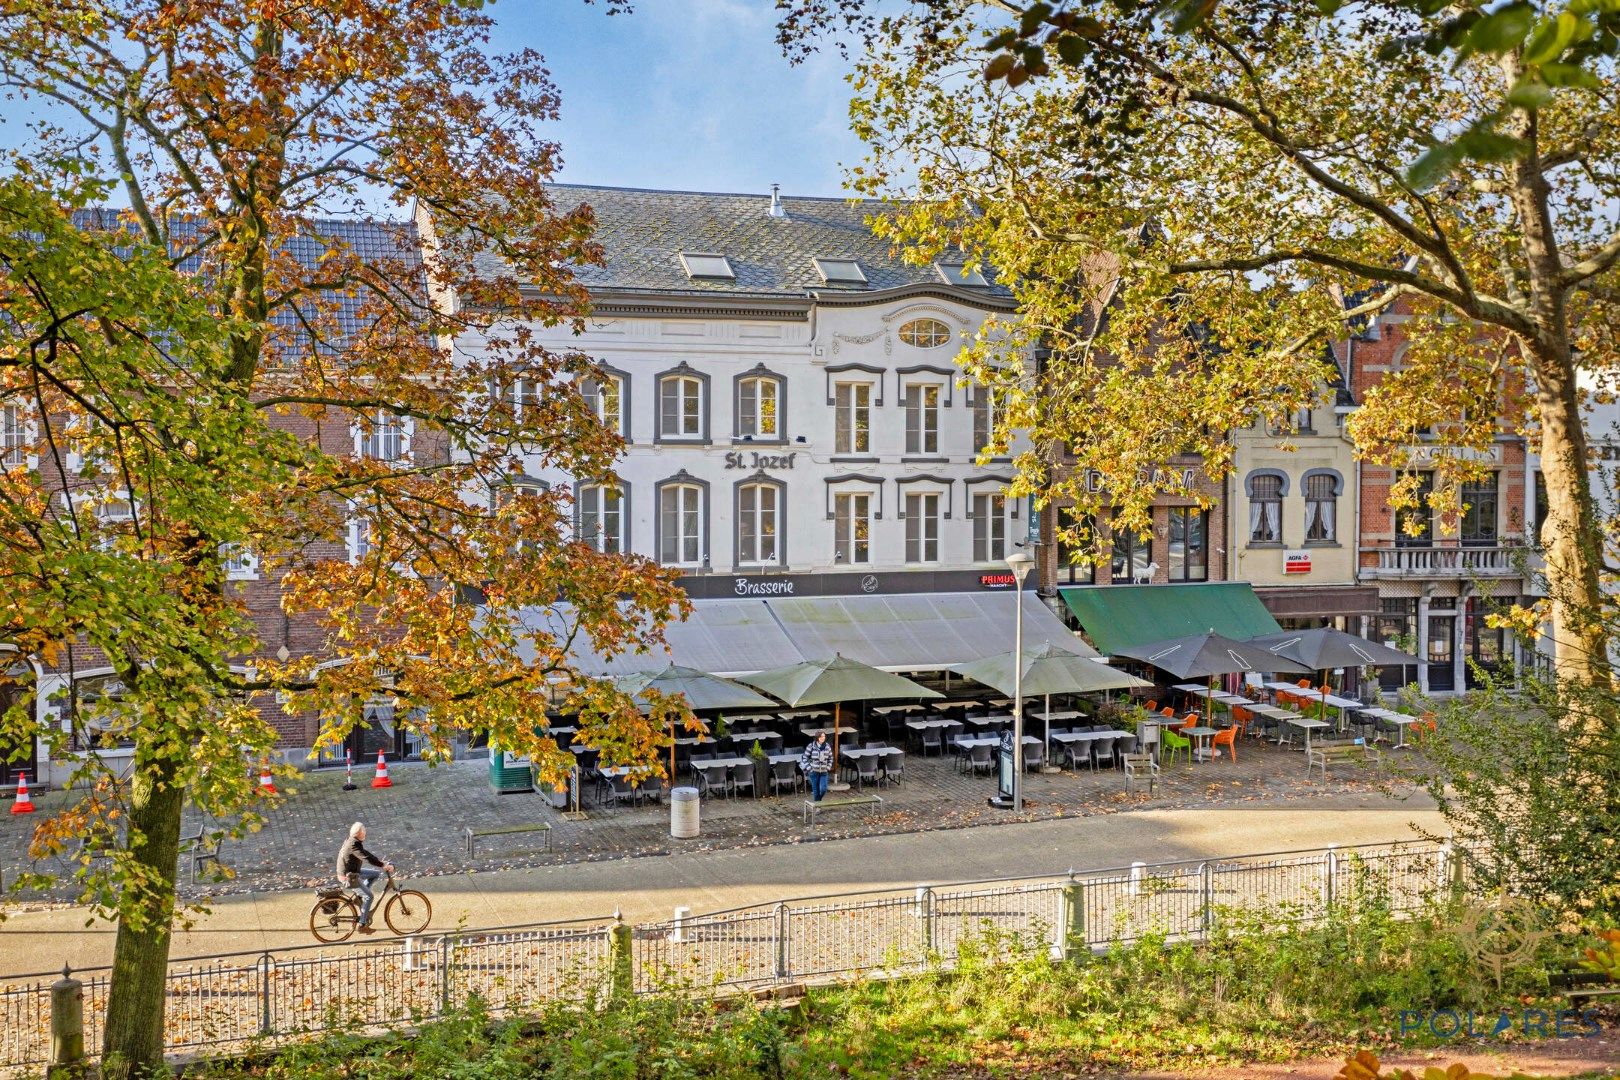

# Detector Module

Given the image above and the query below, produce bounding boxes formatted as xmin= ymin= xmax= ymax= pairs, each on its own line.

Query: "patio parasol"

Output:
xmin=735 ymin=654 xmax=942 ymax=784
xmin=613 ymin=663 xmax=777 ymax=776
xmin=953 ymin=641 xmax=1152 ymax=767
xmin=1114 ymin=631 xmax=1313 ymax=728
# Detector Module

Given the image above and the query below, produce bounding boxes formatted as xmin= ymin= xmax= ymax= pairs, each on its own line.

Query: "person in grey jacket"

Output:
xmin=800 ymin=731 xmax=834 ymax=802
xmin=336 ymin=822 xmax=392 ymax=933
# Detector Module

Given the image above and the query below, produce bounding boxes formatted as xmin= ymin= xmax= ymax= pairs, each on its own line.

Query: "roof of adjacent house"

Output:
xmin=526 ymin=183 xmax=1012 ymax=302
xmin=72 ymin=209 xmax=420 ymax=349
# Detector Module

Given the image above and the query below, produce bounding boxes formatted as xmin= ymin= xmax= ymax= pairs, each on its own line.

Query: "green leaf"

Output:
xmin=1540 ymin=60 xmax=1603 ymax=86
xmin=1523 ymin=11 xmax=1580 ymax=64
xmin=1313 ymin=0 xmax=1344 ymax=14
xmin=985 ymin=30 xmax=1018 ymax=51
xmin=1407 ymin=141 xmax=1464 ymax=191
xmin=1506 ymin=77 xmax=1555 ymax=107
xmin=1455 ymin=124 xmax=1531 ymax=161
xmin=1467 ymin=2 xmax=1535 ymax=54
xmin=1056 ymin=33 xmax=1090 ymax=64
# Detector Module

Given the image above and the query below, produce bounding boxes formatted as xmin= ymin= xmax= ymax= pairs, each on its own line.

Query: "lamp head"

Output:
xmin=1004 ymin=551 xmax=1035 ymax=583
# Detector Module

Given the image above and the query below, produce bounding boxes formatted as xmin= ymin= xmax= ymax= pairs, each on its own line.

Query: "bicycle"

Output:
xmin=309 ymin=870 xmax=432 ymax=942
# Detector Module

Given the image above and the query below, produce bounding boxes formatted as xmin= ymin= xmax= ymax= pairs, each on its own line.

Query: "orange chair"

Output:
xmin=1144 ymin=700 xmax=1159 ymax=715
xmin=1161 ymin=707 xmax=1177 ymax=720
xmin=1174 ymin=711 xmax=1200 ymax=733
xmin=1210 ymin=726 xmax=1237 ymax=762
xmin=1297 ymin=679 xmax=1313 ymax=689
xmin=1231 ymin=707 xmax=1253 ymax=737
xmin=1414 ymin=711 xmax=1438 ymax=739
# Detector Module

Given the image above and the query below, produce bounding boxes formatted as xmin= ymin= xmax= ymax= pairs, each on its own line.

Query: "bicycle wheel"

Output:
xmin=384 ymin=889 xmax=432 ymax=936
xmin=310 ymin=896 xmax=357 ymax=943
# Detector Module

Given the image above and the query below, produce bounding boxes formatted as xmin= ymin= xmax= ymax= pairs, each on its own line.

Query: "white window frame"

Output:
xmin=347 ymin=515 xmax=372 ymax=564
xmin=736 ymin=481 xmax=782 ymax=567
xmin=834 ymin=491 xmax=871 ymax=566
xmin=834 ymin=381 xmax=872 ymax=455
xmin=903 ymin=382 xmax=942 ymax=455
xmin=583 ymin=373 xmax=625 ymax=436
xmin=898 ymin=318 xmax=953 ymax=348
xmin=904 ymin=492 xmax=941 ymax=564
xmin=0 ymin=405 xmax=34 ymax=469
xmin=737 ymin=376 xmax=781 ymax=440
xmin=220 ymin=543 xmax=260 ymax=580
xmin=658 ymin=483 xmax=704 ymax=567
xmin=972 ymin=493 xmax=1007 ymax=563
xmin=658 ymin=375 xmax=705 ymax=441
xmin=355 ymin=410 xmax=413 ymax=463
xmin=578 ymin=483 xmax=625 ymax=555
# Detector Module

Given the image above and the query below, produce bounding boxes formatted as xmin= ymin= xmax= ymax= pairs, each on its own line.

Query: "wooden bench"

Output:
xmin=802 ymin=794 xmax=882 ymax=828
xmin=1306 ymin=740 xmax=1382 ymax=779
xmin=1552 ymin=971 xmax=1620 ymax=1003
xmin=465 ymin=822 xmax=552 ymax=858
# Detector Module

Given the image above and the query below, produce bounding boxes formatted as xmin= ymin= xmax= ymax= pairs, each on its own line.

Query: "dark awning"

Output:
xmin=1058 ymin=582 xmax=1283 ymax=656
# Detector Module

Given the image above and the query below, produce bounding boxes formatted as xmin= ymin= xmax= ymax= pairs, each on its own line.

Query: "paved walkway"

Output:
xmin=0 ymin=801 xmax=1445 ymax=977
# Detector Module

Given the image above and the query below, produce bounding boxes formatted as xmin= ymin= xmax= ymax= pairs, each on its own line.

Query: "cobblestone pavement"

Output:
xmin=0 ymin=734 xmax=1430 ymax=904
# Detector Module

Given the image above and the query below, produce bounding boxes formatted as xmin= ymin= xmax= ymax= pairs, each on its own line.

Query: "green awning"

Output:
xmin=1058 ymin=583 xmax=1283 ymax=656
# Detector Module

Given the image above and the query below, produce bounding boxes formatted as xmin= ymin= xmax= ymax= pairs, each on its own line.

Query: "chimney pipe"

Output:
xmin=768 ymin=183 xmax=786 ymax=219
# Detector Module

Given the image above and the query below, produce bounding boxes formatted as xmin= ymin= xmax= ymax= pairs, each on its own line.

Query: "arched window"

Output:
xmin=1303 ymin=470 xmax=1342 ymax=543
xmin=735 ymin=479 xmax=783 ymax=566
xmin=735 ymin=369 xmax=784 ymax=440
xmin=578 ymin=483 xmax=626 ymax=554
xmin=583 ymin=372 xmax=626 ymax=437
xmin=1247 ymin=473 xmax=1284 ymax=544
xmin=657 ymin=477 xmax=706 ymax=566
xmin=898 ymin=318 xmax=952 ymax=348
xmin=656 ymin=366 xmax=708 ymax=442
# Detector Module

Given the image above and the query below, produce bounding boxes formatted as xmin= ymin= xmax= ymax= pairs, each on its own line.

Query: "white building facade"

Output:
xmin=439 ymin=185 xmax=1033 ymax=601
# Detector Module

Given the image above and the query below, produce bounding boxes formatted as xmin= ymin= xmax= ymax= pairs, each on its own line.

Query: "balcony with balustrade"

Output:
xmin=1358 ymin=544 xmax=1532 ymax=580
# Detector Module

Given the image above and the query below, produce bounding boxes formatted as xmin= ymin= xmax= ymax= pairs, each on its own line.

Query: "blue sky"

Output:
xmin=0 ymin=1 xmax=866 ymax=201
xmin=510 ymin=1 xmax=864 ymax=197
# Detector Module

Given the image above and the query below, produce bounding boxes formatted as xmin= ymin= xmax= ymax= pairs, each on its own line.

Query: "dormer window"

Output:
xmin=812 ymin=258 xmax=867 ymax=285
xmin=679 ymin=252 xmax=734 ymax=280
xmin=936 ymin=261 xmax=988 ymax=287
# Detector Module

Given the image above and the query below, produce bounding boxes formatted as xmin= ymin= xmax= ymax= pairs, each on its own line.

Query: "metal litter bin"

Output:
xmin=670 ymin=786 xmax=700 ymax=838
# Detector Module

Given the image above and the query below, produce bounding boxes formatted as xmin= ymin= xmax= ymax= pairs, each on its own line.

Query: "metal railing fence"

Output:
xmin=0 ymin=840 xmax=1461 ymax=1073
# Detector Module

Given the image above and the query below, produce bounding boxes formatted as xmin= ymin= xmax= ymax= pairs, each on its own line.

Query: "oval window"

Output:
xmin=898 ymin=318 xmax=952 ymax=348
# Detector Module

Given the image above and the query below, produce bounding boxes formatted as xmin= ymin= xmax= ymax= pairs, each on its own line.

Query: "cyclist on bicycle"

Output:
xmin=336 ymin=822 xmax=393 ymax=935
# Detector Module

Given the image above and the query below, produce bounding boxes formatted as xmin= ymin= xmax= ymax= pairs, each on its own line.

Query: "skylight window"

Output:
xmin=679 ymin=252 xmax=735 ymax=280
xmin=813 ymin=258 xmax=867 ymax=285
xmin=936 ymin=261 xmax=989 ymax=287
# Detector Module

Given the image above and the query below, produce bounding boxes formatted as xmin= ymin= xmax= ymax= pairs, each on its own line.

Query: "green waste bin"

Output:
xmin=488 ymin=745 xmax=535 ymax=794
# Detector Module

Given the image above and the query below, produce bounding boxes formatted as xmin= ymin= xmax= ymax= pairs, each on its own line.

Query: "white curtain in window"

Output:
xmin=1249 ymin=500 xmax=1279 ymax=542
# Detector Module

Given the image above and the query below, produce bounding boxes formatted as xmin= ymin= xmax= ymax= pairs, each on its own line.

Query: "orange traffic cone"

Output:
xmin=258 ymin=762 xmax=278 ymax=796
xmin=371 ymin=751 xmax=392 ymax=789
xmin=10 ymin=772 xmax=35 ymax=814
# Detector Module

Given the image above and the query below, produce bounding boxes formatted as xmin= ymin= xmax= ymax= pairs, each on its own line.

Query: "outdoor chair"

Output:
xmin=968 ymin=742 xmax=994 ymax=775
xmin=1023 ymin=741 xmax=1044 ymax=771
xmin=769 ymin=759 xmax=801 ymax=797
xmin=1210 ymin=727 xmax=1237 ymax=763
xmin=576 ymin=748 xmax=600 ymax=770
xmin=921 ymin=728 xmax=943 ymax=756
xmin=1143 ymin=700 xmax=1158 ymax=714
xmin=882 ymin=750 xmax=904 ymax=787
xmin=1123 ymin=753 xmax=1159 ymax=795
xmin=1298 ymin=679 xmax=1313 ymax=689
xmin=1173 ymin=711 xmax=1199 ymax=733
xmin=1161 ymin=728 xmax=1191 ymax=766
xmin=604 ymin=774 xmax=637 ymax=809
xmin=1063 ymin=740 xmax=1091 ymax=771
xmin=729 ymin=763 xmax=756 ymax=799
xmin=1093 ymin=736 xmax=1117 ymax=771
xmin=854 ymin=755 xmax=882 ymax=789
xmin=696 ymin=763 xmax=729 ymax=799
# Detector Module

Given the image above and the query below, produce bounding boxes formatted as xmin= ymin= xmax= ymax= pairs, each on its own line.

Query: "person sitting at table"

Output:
xmin=799 ymin=730 xmax=834 ymax=803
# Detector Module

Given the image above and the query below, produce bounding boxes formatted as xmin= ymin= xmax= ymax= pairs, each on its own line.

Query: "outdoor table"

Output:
xmin=671 ymin=736 xmax=715 ymax=747
xmin=987 ymin=697 xmax=1013 ymax=708
xmin=767 ymin=752 xmax=800 ymax=765
xmin=1184 ymin=725 xmax=1218 ymax=762
xmin=598 ymin=765 xmax=662 ymax=778
xmin=905 ymin=718 xmax=958 ymax=730
xmin=931 ymin=700 xmax=980 ymax=711
xmin=1171 ymin=683 xmax=1210 ymax=694
xmin=547 ymin=725 xmax=578 ymax=735
xmin=728 ymin=729 xmax=779 ymax=741
xmin=779 ymin=708 xmax=829 ymax=720
xmin=954 ymin=734 xmax=1040 ymax=749
xmin=1284 ymin=716 xmax=1330 ymax=752
xmin=686 ymin=755 xmax=751 ymax=769
xmin=1213 ymin=692 xmax=1257 ymax=707
xmin=1050 ymin=729 xmax=1132 ymax=769
xmin=799 ymin=725 xmax=842 ymax=737
xmin=1362 ymin=708 xmax=1418 ymax=748
xmin=873 ymin=704 xmax=925 ymax=715
xmin=961 ymin=715 xmax=1005 ymax=728
xmin=841 ymin=745 xmax=892 ymax=760
xmin=724 ymin=713 xmax=776 ymax=725
xmin=1032 ymin=709 xmax=1082 ymax=722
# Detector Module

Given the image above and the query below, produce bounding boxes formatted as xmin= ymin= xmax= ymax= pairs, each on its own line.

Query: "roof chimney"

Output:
xmin=768 ymin=183 xmax=786 ymax=219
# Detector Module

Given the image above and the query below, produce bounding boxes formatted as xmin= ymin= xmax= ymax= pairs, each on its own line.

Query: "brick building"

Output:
xmin=1341 ymin=305 xmax=1534 ymax=695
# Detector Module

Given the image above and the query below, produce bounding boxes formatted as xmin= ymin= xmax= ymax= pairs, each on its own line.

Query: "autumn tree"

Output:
xmin=0 ymin=1 xmax=681 ymax=1072
xmin=785 ymin=0 xmax=1620 ymax=704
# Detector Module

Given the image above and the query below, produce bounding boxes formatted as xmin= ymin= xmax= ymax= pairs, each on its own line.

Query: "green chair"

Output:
xmin=1161 ymin=728 xmax=1191 ymax=766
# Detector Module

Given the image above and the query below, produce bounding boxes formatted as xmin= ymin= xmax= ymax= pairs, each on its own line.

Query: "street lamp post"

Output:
xmin=1006 ymin=551 xmax=1034 ymax=812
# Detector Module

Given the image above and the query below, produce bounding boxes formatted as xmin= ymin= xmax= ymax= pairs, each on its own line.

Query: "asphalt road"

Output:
xmin=0 ymin=801 xmax=1445 ymax=977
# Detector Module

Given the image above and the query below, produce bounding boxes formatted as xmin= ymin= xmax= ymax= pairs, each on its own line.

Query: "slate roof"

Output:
xmin=530 ymin=183 xmax=1011 ymax=301
xmin=72 ymin=209 xmax=420 ymax=348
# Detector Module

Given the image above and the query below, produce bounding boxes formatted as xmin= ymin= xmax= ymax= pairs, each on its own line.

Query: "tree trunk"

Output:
xmin=101 ymin=756 xmax=185 ymax=1076
xmin=1530 ymin=343 xmax=1617 ymax=721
